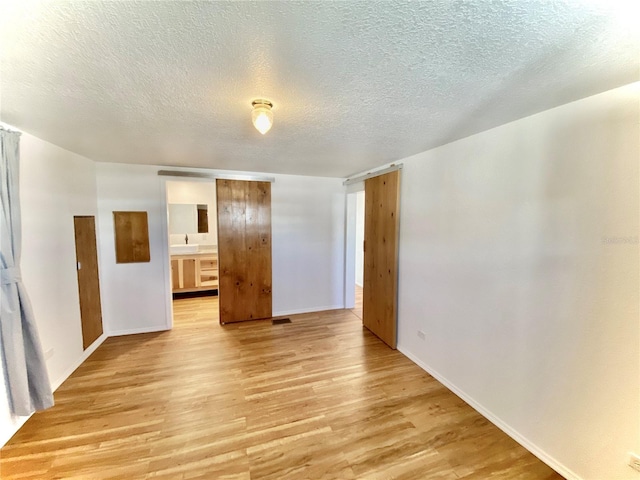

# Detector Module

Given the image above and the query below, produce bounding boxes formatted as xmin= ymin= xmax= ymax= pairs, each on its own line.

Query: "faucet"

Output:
xmin=185 ymin=234 xmax=189 ymax=244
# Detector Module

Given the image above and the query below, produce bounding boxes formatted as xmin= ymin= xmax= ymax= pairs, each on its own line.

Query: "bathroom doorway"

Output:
xmin=165 ymin=180 xmax=219 ymax=327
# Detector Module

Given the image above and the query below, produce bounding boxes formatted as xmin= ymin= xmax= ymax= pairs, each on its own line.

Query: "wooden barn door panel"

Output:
xmin=362 ymin=170 xmax=401 ymax=349
xmin=216 ymin=179 xmax=272 ymax=324
xmin=73 ymin=216 xmax=104 ymax=349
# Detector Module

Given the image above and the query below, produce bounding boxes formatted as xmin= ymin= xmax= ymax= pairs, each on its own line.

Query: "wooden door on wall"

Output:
xmin=73 ymin=216 xmax=104 ymax=349
xmin=216 ymin=179 xmax=272 ymax=324
xmin=362 ymin=170 xmax=401 ymax=349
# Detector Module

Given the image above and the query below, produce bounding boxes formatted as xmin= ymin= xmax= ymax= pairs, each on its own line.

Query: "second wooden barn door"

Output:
xmin=363 ymin=170 xmax=401 ymax=349
xmin=216 ymin=179 xmax=272 ymax=324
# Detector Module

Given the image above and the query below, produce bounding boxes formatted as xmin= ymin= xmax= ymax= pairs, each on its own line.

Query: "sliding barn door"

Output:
xmin=216 ymin=179 xmax=272 ymax=324
xmin=362 ymin=170 xmax=401 ymax=349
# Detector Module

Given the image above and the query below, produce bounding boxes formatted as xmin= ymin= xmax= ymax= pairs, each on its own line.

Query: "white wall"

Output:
xmin=96 ymin=164 xmax=346 ymax=335
xmin=166 ymin=180 xmax=217 ymax=246
xmin=95 ymin=163 xmax=173 ymax=336
xmin=354 ymin=191 xmax=365 ymax=287
xmin=1 ymin=131 xmax=103 ymax=446
xmin=396 ymin=83 xmax=640 ymax=480
xmin=271 ymin=173 xmax=346 ymax=315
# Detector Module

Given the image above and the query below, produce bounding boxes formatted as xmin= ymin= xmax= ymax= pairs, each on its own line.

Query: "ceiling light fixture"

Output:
xmin=251 ymin=99 xmax=274 ymax=135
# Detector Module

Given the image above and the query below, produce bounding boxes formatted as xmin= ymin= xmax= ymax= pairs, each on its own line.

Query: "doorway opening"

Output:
xmin=352 ymin=191 xmax=365 ymax=320
xmin=344 ymin=168 xmax=401 ymax=349
xmin=345 ymin=188 xmax=365 ymax=320
xmin=165 ymin=180 xmax=219 ymax=328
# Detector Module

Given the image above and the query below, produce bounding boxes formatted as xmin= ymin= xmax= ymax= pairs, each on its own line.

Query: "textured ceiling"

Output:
xmin=1 ymin=1 xmax=638 ymax=178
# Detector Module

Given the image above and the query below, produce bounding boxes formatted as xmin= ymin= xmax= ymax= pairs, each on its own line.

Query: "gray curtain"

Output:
xmin=0 ymin=128 xmax=54 ymax=416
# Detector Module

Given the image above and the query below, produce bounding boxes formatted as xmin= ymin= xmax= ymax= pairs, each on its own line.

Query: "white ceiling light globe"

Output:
xmin=251 ymin=100 xmax=273 ymax=135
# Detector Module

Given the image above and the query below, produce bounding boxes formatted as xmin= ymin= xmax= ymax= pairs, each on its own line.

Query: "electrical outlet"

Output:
xmin=417 ymin=330 xmax=426 ymax=340
xmin=629 ymin=453 xmax=640 ymax=472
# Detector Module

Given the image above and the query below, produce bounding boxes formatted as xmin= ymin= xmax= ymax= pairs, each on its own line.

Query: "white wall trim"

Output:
xmin=397 ymin=345 xmax=582 ymax=480
xmin=159 ymin=178 xmax=174 ymax=331
xmin=52 ymin=333 xmax=108 ymax=391
xmin=1 ymin=333 xmax=109 ymax=447
xmin=273 ymin=305 xmax=345 ymax=317
xmin=106 ymin=326 xmax=170 ymax=337
xmin=343 ymin=163 xmax=403 ymax=186
xmin=343 ymin=192 xmax=357 ymax=310
xmin=355 ymin=281 xmax=363 ymax=288
xmin=0 ymin=415 xmax=29 ymax=447
xmin=158 ymin=170 xmax=275 ymax=183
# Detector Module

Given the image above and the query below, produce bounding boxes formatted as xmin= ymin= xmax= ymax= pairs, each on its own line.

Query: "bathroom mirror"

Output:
xmin=168 ymin=203 xmax=208 ymax=234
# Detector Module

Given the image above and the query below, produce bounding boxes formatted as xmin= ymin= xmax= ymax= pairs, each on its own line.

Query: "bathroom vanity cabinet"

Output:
xmin=171 ymin=253 xmax=218 ymax=293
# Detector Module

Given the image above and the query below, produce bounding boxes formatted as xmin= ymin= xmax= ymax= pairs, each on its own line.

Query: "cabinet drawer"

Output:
xmin=200 ymin=258 xmax=218 ymax=271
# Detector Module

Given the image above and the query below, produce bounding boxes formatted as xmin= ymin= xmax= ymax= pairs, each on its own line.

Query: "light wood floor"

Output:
xmin=1 ymin=297 xmax=562 ymax=479
xmin=350 ymin=285 xmax=363 ymax=320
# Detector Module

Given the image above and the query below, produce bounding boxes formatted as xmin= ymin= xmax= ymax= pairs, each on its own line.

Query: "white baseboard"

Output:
xmin=273 ymin=305 xmax=345 ymax=317
xmin=355 ymin=281 xmax=363 ymax=288
xmin=397 ymin=345 xmax=581 ymax=480
xmin=106 ymin=325 xmax=170 ymax=337
xmin=0 ymin=415 xmax=30 ymax=447
xmin=52 ymin=333 xmax=108 ymax=390
xmin=1 ymin=333 xmax=109 ymax=448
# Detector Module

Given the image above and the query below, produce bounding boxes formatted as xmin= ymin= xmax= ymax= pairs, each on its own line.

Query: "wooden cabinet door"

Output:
xmin=216 ymin=179 xmax=272 ymax=324
xmin=171 ymin=259 xmax=180 ymax=290
xmin=182 ymin=259 xmax=197 ymax=289
xmin=363 ymin=170 xmax=401 ymax=349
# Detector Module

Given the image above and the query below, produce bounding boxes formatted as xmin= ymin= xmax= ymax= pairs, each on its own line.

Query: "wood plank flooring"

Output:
xmin=350 ymin=285 xmax=363 ymax=320
xmin=1 ymin=297 xmax=562 ymax=479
